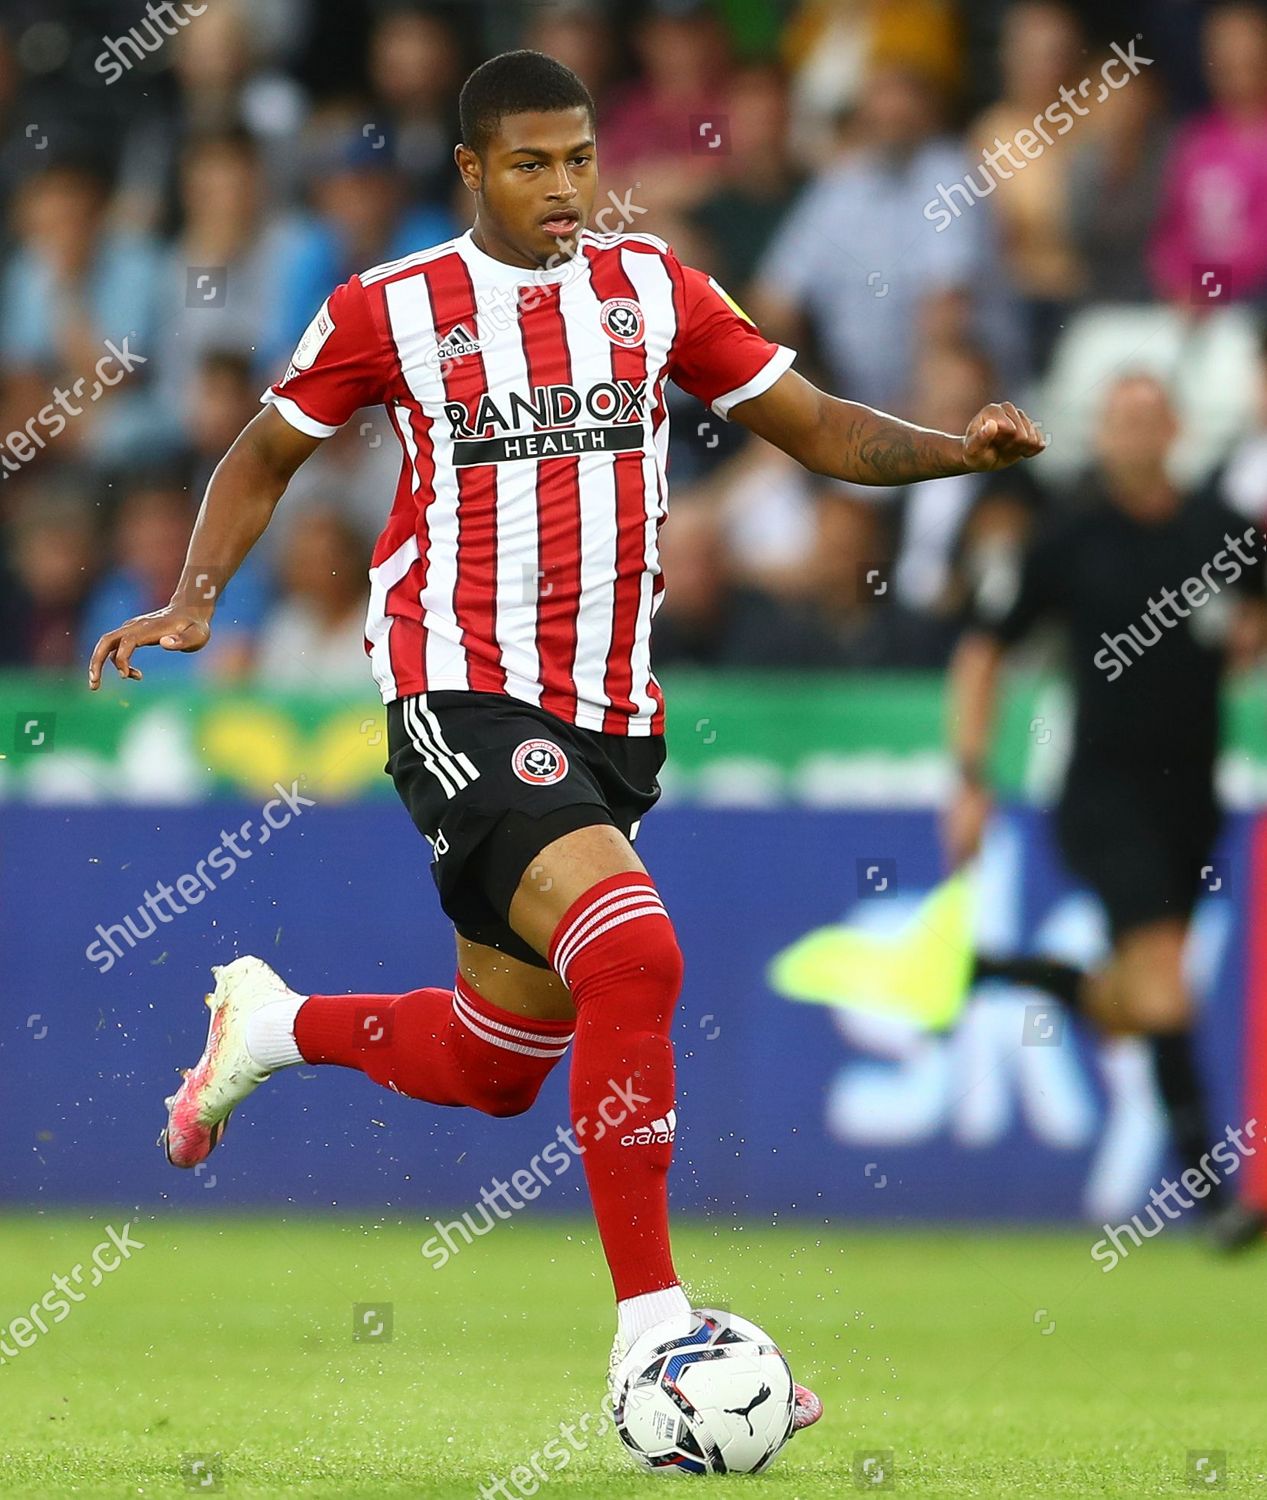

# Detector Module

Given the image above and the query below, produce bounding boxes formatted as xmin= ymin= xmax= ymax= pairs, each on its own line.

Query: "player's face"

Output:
xmin=459 ymin=106 xmax=598 ymax=269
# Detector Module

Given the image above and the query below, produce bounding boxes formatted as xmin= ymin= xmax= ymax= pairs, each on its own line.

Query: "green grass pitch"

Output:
xmin=2 ymin=1214 xmax=1265 ymax=1497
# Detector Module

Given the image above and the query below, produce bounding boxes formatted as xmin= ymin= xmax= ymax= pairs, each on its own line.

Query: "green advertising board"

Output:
xmin=2 ymin=670 xmax=1265 ymax=806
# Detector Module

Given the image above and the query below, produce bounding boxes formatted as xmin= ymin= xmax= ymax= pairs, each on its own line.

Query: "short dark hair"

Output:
xmin=459 ymin=49 xmax=594 ymax=158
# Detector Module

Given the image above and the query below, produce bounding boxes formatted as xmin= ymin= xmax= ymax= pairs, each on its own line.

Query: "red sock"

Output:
xmin=549 ymin=872 xmax=683 ymax=1300
xmin=294 ymin=977 xmax=574 ymax=1117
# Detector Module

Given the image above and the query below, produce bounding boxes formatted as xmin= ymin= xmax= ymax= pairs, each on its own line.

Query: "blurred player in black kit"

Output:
xmin=946 ymin=373 xmax=1267 ymax=1250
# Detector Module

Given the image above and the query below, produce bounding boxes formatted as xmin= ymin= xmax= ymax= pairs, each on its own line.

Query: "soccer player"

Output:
xmin=87 ymin=50 xmax=1044 ymax=1412
xmin=945 ymin=374 xmax=1267 ymax=1250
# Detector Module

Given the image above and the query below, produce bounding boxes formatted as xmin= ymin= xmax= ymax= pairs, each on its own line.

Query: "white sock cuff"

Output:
xmin=244 ymin=995 xmax=307 ymax=1073
xmin=617 ymin=1284 xmax=691 ymax=1347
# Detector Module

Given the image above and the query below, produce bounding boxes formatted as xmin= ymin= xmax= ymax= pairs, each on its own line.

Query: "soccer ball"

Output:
xmin=611 ymin=1308 xmax=796 ymax=1475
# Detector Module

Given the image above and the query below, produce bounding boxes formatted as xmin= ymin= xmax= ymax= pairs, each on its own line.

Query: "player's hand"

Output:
xmin=88 ymin=607 xmax=212 ymax=690
xmin=962 ymin=402 xmax=1046 ymax=472
xmin=943 ymin=780 xmax=992 ymax=868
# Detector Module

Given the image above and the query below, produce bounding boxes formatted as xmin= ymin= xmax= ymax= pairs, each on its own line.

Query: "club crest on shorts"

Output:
xmin=599 ymin=298 xmax=645 ymax=348
xmin=512 ymin=738 xmax=569 ymax=785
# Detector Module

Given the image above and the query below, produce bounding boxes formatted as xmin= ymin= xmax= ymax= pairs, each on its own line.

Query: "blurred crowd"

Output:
xmin=1 ymin=0 xmax=1266 ymax=688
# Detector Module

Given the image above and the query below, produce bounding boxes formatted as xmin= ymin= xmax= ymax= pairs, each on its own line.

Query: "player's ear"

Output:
xmin=454 ymin=142 xmax=482 ymax=193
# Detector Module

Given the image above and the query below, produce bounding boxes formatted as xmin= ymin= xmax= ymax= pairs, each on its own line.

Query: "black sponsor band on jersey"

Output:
xmin=452 ymin=424 xmax=645 ymax=466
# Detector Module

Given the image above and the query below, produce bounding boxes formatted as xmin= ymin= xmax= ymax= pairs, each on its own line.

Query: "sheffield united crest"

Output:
xmin=512 ymin=739 xmax=570 ymax=785
xmin=599 ymin=298 xmax=646 ymax=348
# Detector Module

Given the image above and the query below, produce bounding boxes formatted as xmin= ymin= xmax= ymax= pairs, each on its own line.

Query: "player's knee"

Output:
xmin=626 ymin=912 xmax=684 ymax=1018
xmin=550 ymin=873 xmax=683 ymax=1023
xmin=466 ymin=1046 xmax=568 ymax=1118
xmin=1124 ymin=991 xmax=1192 ymax=1034
xmin=480 ymin=1078 xmax=549 ymax=1118
xmin=578 ymin=910 xmax=683 ymax=1026
xmin=1113 ymin=968 xmax=1191 ymax=1034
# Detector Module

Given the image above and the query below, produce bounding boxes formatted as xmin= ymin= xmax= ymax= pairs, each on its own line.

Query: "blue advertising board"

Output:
xmin=0 ymin=800 xmax=1251 ymax=1224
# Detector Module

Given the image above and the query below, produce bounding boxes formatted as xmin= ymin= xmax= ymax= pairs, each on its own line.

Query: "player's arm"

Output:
xmin=943 ymin=631 xmax=1005 ymax=867
xmin=941 ymin=514 xmax=1065 ymax=865
xmin=89 ymin=274 xmax=391 ymax=689
xmin=730 ymin=368 xmax=1046 ymax=486
xmin=88 ymin=407 xmax=320 ymax=688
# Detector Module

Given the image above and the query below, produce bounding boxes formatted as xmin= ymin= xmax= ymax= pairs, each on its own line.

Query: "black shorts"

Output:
xmin=1056 ymin=762 xmax=1220 ymax=941
xmin=386 ymin=691 xmax=666 ymax=967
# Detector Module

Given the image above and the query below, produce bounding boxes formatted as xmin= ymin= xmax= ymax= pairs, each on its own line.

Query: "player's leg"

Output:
xmin=504 ymin=821 xmax=690 ymax=1344
xmin=1064 ymin=774 xmax=1264 ymax=1248
xmin=161 ymin=941 xmax=577 ymax=1168
xmin=162 ymin=693 xmax=592 ymax=1168
xmin=510 ymin=819 xmax=823 ymax=1429
xmin=454 ymin=932 xmax=574 ymax=1020
xmin=968 ymin=774 xmax=1151 ymax=1029
xmin=1093 ymin=917 xmax=1263 ymax=1246
xmin=1084 ymin=918 xmax=1189 ymax=1035
xmin=1049 ymin=780 xmax=1221 ymax=1214
xmin=286 ymin=937 xmax=576 ymax=1111
xmin=191 ymin=810 xmax=692 ymax=1353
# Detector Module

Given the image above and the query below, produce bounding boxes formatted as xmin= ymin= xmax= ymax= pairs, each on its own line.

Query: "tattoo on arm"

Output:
xmin=839 ymin=410 xmax=966 ymax=485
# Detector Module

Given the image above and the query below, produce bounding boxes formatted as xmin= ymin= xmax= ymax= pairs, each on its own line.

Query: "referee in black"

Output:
xmin=945 ymin=372 xmax=1267 ymax=1250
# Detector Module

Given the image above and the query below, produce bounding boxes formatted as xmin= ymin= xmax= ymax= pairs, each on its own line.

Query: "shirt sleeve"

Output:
xmin=972 ymin=520 xmax=1069 ymax=646
xmin=261 ymin=274 xmax=393 ymax=438
xmin=666 ymin=254 xmax=796 ymax=420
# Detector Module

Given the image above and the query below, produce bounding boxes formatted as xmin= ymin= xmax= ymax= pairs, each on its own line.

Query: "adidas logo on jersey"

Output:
xmin=620 ymin=1109 xmax=676 ymax=1147
xmin=433 ymin=322 xmax=482 ymax=363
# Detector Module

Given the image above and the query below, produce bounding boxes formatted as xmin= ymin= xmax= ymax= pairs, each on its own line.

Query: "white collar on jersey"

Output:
xmin=458 ymin=227 xmax=588 ymax=287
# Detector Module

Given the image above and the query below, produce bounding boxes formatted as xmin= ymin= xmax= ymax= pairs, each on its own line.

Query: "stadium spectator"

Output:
xmin=172 ymin=0 xmax=305 ymax=143
xmin=178 ymin=349 xmax=266 ymax=504
xmin=265 ymin=407 xmax=404 ymax=565
xmin=80 ymin=482 xmax=265 ymax=683
xmin=1066 ymin=56 xmax=1169 ymax=304
xmin=751 ymin=63 xmax=1022 ymax=408
xmin=178 ymin=348 xmax=398 ymax=572
xmin=366 ymin=6 xmax=466 ymax=208
xmin=597 ymin=0 xmax=733 ymax=217
xmin=781 ymin=0 xmax=962 ymax=167
xmin=3 ymin=0 xmax=1264 ymax=679
xmin=969 ymin=2 xmax=1087 ymax=367
xmin=686 ymin=63 xmax=805 ymax=294
xmin=649 ymin=501 xmax=832 ymax=670
xmin=890 ymin=341 xmax=1043 ymax=617
xmin=0 ymin=159 xmax=164 ymax=467
xmin=0 ymin=24 xmax=27 ymax=243
xmin=1 ymin=485 xmax=97 ymax=669
xmin=802 ymin=490 xmax=956 ymax=668
xmin=523 ymin=5 xmax=617 ymax=100
xmin=1149 ymin=0 xmax=1267 ymax=307
xmin=113 ymin=0 xmax=309 ymax=234
xmin=276 ymin=121 xmax=457 ymax=354
xmin=714 ymin=441 xmax=818 ymax=600
xmin=158 ymin=129 xmax=307 ymax=409
xmin=253 ymin=507 xmax=372 ymax=687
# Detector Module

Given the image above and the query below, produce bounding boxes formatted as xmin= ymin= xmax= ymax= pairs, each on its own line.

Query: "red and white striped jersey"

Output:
xmin=263 ymin=227 xmax=795 ymax=735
